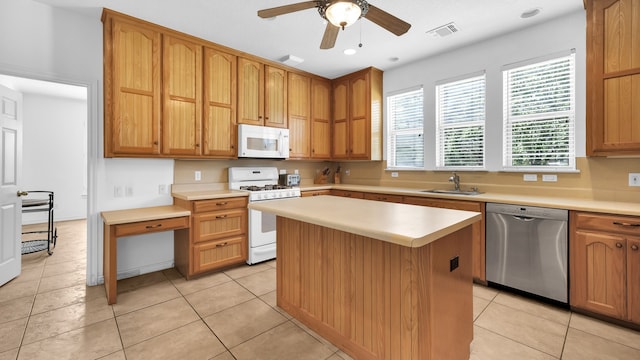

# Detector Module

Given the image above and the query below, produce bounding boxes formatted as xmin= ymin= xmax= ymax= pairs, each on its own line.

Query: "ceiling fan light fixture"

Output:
xmin=319 ymin=0 xmax=369 ymax=29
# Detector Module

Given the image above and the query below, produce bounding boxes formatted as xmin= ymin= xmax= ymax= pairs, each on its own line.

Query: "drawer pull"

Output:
xmin=215 ymin=215 xmax=228 ymax=219
xmin=632 ymin=244 xmax=639 ymax=251
xmin=145 ymin=224 xmax=163 ymax=229
xmin=216 ymin=242 xmax=228 ymax=247
xmin=613 ymin=221 xmax=640 ymax=227
xmin=616 ymin=242 xmax=623 ymax=248
xmin=216 ymin=202 xmax=228 ymax=206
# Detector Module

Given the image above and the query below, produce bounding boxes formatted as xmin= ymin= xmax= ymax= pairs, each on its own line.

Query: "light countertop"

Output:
xmin=248 ymin=196 xmax=482 ymax=248
xmin=101 ymin=205 xmax=190 ymax=225
xmin=171 ymin=184 xmax=640 ymax=217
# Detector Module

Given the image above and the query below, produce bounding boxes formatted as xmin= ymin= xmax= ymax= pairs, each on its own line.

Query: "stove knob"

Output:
xmin=261 ymin=193 xmax=267 ymax=199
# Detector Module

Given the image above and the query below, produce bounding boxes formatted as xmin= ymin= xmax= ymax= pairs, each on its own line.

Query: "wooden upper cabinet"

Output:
xmin=104 ymin=14 xmax=161 ymax=156
xmin=587 ymin=0 xmax=640 ymax=155
xmin=203 ymin=48 xmax=237 ymax=157
xmin=331 ymin=67 xmax=382 ymax=160
xmin=311 ymin=78 xmax=332 ymax=159
xmin=237 ymin=57 xmax=264 ymax=126
xmin=288 ymin=73 xmax=311 ymax=158
xmin=162 ymin=35 xmax=202 ymax=156
xmin=332 ymin=79 xmax=349 ymax=159
xmin=265 ymin=65 xmax=288 ymax=128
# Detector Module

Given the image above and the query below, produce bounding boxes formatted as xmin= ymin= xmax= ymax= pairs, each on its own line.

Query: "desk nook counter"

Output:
xmin=248 ymin=195 xmax=482 ymax=360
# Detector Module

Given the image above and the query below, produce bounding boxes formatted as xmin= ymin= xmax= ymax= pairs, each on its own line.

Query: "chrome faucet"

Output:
xmin=449 ymin=172 xmax=460 ymax=191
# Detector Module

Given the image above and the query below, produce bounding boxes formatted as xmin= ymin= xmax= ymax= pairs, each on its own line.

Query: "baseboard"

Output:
xmin=96 ymin=260 xmax=175 ymax=285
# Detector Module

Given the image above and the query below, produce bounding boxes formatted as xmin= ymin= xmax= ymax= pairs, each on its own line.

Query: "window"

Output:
xmin=503 ymin=51 xmax=576 ymax=171
xmin=435 ymin=73 xmax=485 ymax=169
xmin=387 ymin=87 xmax=424 ymax=168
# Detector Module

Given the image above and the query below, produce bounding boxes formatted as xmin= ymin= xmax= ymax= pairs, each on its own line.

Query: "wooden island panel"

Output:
xmin=276 ymin=217 xmax=473 ymax=360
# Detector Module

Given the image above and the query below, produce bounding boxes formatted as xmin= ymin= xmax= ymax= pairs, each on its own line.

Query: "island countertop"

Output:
xmin=248 ymin=195 xmax=481 ymax=248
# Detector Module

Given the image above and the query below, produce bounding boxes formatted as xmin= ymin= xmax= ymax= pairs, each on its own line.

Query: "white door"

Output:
xmin=0 ymin=84 xmax=23 ymax=286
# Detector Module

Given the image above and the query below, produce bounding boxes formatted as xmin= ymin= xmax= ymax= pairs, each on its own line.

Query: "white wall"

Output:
xmin=21 ymin=93 xmax=87 ymax=224
xmin=383 ymin=10 xmax=587 ymax=170
xmin=0 ymin=0 xmax=175 ymax=285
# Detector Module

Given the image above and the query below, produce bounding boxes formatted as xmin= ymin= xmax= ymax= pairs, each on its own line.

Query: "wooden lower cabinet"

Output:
xmin=174 ymin=197 xmax=247 ymax=278
xmin=404 ymin=196 xmax=486 ymax=283
xmin=570 ymin=211 xmax=640 ymax=324
xmin=363 ymin=192 xmax=404 ymax=203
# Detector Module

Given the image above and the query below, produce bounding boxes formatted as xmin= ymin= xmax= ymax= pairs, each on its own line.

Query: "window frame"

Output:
xmin=385 ymin=86 xmax=425 ymax=170
xmin=502 ymin=50 xmax=576 ymax=172
xmin=435 ymin=71 xmax=486 ymax=170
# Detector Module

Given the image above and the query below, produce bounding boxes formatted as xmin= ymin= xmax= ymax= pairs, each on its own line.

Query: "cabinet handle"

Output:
xmin=632 ymin=244 xmax=639 ymax=251
xmin=216 ymin=242 xmax=228 ymax=247
xmin=195 ymin=143 xmax=200 ymax=147
xmin=215 ymin=202 xmax=228 ymax=206
xmin=153 ymin=141 xmax=158 ymax=145
xmin=616 ymin=242 xmax=623 ymax=248
xmin=145 ymin=224 xmax=163 ymax=229
xmin=216 ymin=215 xmax=228 ymax=219
xmin=613 ymin=221 xmax=640 ymax=227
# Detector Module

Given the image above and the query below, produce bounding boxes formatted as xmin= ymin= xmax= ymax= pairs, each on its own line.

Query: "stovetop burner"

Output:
xmin=240 ymin=184 xmax=292 ymax=192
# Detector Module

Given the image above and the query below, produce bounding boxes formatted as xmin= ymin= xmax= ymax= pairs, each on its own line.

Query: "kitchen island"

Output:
xmin=249 ymin=195 xmax=482 ymax=360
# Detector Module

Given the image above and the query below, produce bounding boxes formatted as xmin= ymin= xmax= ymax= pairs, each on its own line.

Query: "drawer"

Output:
xmin=114 ymin=216 xmax=189 ymax=237
xmin=574 ymin=212 xmax=640 ymax=236
xmin=193 ymin=197 xmax=247 ymax=213
xmin=330 ymin=190 xmax=365 ymax=198
xmin=193 ymin=236 xmax=246 ymax=273
xmin=363 ymin=193 xmax=404 ymax=203
xmin=193 ymin=208 xmax=247 ymax=243
xmin=301 ymin=190 xmax=331 ymax=197
xmin=404 ymin=196 xmax=483 ymax=212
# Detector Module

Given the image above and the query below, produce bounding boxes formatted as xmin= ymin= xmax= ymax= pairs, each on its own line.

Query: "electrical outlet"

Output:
xmin=195 ymin=170 xmax=201 ymax=181
xmin=114 ymin=185 xmax=123 ymax=198
xmin=159 ymin=184 xmax=166 ymax=194
xmin=542 ymin=174 xmax=558 ymax=182
xmin=345 ymin=169 xmax=350 ymax=176
xmin=125 ymin=186 xmax=133 ymax=197
xmin=391 ymin=172 xmax=399 ymax=178
xmin=523 ymin=174 xmax=538 ymax=182
xmin=630 ymin=173 xmax=640 ymax=187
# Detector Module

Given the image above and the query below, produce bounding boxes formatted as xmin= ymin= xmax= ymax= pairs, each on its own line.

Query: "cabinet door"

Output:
xmin=349 ymin=73 xmax=370 ymax=159
xmin=330 ymin=190 xmax=364 ymax=198
xmin=363 ymin=193 xmax=404 ymax=203
xmin=301 ymin=190 xmax=331 ymax=197
xmin=311 ymin=78 xmax=332 ymax=159
xmin=628 ymin=237 xmax=640 ymax=323
xmin=203 ymin=48 xmax=237 ymax=157
xmin=288 ymin=73 xmax=310 ymax=158
xmin=108 ymin=20 xmax=161 ymax=156
xmin=587 ymin=0 xmax=640 ymax=155
xmin=265 ymin=65 xmax=288 ymax=128
xmin=238 ymin=57 xmax=264 ymax=125
xmin=570 ymin=230 xmax=627 ymax=319
xmin=332 ymin=80 xmax=349 ymax=159
xmin=162 ymin=35 xmax=202 ymax=156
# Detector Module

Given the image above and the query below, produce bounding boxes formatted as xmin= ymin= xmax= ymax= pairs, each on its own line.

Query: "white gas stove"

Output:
xmin=228 ymin=167 xmax=300 ymax=264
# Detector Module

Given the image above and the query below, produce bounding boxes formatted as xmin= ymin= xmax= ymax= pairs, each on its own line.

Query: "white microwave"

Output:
xmin=238 ymin=124 xmax=290 ymax=159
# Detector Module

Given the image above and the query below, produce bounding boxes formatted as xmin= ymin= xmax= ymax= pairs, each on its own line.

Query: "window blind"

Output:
xmin=387 ymin=87 xmax=424 ymax=168
xmin=503 ymin=52 xmax=575 ymax=170
xmin=436 ymin=74 xmax=485 ymax=169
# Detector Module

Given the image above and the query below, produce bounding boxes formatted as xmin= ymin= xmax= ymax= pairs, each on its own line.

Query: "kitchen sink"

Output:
xmin=420 ymin=189 xmax=483 ymax=196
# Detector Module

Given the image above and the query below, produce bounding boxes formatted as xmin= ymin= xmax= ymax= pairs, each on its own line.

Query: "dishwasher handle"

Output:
xmin=513 ymin=215 xmax=535 ymax=222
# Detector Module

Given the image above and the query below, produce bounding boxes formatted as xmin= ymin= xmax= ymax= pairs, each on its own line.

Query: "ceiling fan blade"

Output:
xmin=364 ymin=4 xmax=411 ymax=36
xmin=320 ymin=22 xmax=340 ymax=49
xmin=257 ymin=1 xmax=318 ymax=18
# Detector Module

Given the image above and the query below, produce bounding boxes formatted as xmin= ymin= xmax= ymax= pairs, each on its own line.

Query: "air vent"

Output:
xmin=426 ymin=22 xmax=459 ymax=38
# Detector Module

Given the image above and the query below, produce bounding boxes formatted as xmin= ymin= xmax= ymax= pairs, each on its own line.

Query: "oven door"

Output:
xmin=247 ymin=207 xmax=277 ymax=264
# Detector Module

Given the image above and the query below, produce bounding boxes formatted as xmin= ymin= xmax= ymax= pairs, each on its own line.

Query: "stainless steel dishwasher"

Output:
xmin=485 ymin=203 xmax=569 ymax=304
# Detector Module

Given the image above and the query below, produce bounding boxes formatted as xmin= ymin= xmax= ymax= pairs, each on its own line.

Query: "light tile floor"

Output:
xmin=1 ymin=219 xmax=640 ymax=359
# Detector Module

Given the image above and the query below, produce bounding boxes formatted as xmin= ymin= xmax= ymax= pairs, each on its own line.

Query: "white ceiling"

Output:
xmin=33 ymin=0 xmax=583 ymax=79
xmin=0 ymin=74 xmax=87 ymax=100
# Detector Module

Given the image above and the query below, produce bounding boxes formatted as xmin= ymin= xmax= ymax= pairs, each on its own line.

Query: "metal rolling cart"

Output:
xmin=21 ymin=191 xmax=57 ymax=255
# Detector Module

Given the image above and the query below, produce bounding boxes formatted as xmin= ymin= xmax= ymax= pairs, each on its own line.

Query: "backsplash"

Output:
xmin=174 ymin=157 xmax=640 ymax=203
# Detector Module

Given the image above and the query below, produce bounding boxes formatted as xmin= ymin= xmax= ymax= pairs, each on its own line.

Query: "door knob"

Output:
xmin=632 ymin=244 xmax=639 ymax=251
xmin=17 ymin=191 xmax=28 ymax=197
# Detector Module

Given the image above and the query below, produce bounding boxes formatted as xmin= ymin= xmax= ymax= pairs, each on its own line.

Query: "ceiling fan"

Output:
xmin=257 ymin=0 xmax=411 ymax=49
